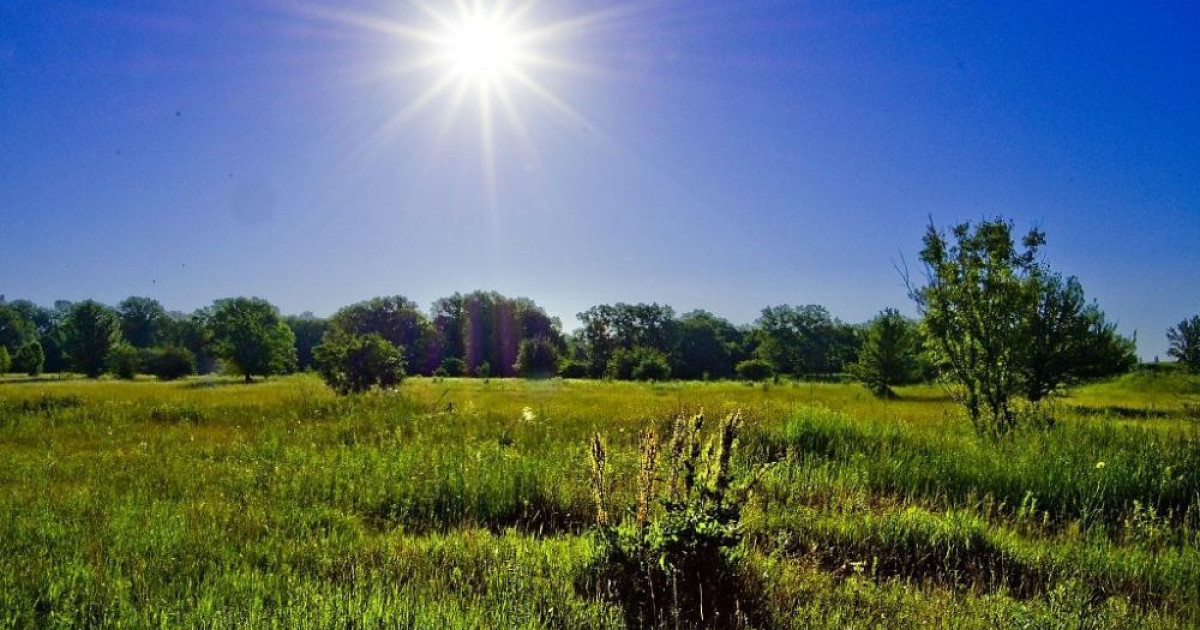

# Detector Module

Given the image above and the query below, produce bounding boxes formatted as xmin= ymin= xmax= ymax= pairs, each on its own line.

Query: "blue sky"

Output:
xmin=1 ymin=0 xmax=1197 ymax=359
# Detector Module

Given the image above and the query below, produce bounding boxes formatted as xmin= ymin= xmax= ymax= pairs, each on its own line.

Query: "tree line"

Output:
xmin=2 ymin=219 xmax=1197 ymax=417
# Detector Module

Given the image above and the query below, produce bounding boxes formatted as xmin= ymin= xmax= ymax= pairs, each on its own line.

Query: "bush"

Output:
xmin=735 ymin=358 xmax=774 ymax=382
xmin=146 ymin=346 xmax=196 ymax=381
xmin=108 ymin=344 xmax=142 ymax=379
xmin=474 ymin=361 xmax=491 ymax=379
xmin=558 ymin=359 xmax=590 ymax=379
xmin=582 ymin=412 xmax=760 ymax=628
xmin=315 ymin=333 xmax=405 ymax=395
xmin=608 ymin=346 xmax=671 ymax=381
xmin=439 ymin=357 xmax=465 ymax=377
xmin=0 ymin=345 xmax=9 ymax=374
xmin=13 ymin=341 xmax=44 ymax=376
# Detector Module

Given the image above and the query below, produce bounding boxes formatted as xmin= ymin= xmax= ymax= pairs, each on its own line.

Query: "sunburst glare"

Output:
xmin=300 ymin=0 xmax=631 ymax=213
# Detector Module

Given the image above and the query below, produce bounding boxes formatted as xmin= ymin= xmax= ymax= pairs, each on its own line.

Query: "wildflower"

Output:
xmin=521 ymin=406 xmax=536 ymax=422
xmin=1095 ymin=461 xmax=1106 ymax=469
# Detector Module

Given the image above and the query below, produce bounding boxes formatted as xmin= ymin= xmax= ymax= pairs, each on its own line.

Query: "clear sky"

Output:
xmin=2 ymin=0 xmax=1197 ymax=359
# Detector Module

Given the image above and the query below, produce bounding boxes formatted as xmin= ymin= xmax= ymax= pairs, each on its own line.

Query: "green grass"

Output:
xmin=0 ymin=373 xmax=1197 ymax=628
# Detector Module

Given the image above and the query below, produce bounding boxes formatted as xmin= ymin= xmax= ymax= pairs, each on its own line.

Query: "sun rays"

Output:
xmin=299 ymin=0 xmax=627 ymax=213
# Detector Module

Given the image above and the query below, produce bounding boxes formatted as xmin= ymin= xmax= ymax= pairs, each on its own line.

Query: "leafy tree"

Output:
xmin=166 ymin=310 xmax=218 ymax=374
xmin=514 ymin=335 xmax=559 ymax=378
xmin=1167 ymin=315 xmax=1200 ymax=371
xmin=61 ymin=300 xmax=122 ymax=378
xmin=145 ymin=346 xmax=195 ymax=381
xmin=1022 ymin=273 xmax=1136 ymax=400
xmin=753 ymin=304 xmax=856 ymax=377
xmin=208 ymin=297 xmax=297 ymax=382
xmin=0 ymin=304 xmax=35 ymax=354
xmin=118 ymin=296 xmax=171 ymax=348
xmin=0 ymin=345 xmax=9 ymax=374
xmin=850 ymin=308 xmax=921 ymax=397
xmin=315 ymin=333 xmax=404 ymax=395
xmin=108 ymin=344 xmax=142 ymax=380
xmin=13 ymin=341 xmax=44 ymax=376
xmin=735 ymin=358 xmax=774 ymax=382
xmin=675 ymin=310 xmax=742 ymax=380
xmin=284 ymin=313 xmax=328 ymax=371
xmin=578 ymin=303 xmax=680 ymax=378
xmin=912 ymin=219 xmax=1044 ymax=436
xmin=453 ymin=291 xmax=562 ymax=378
xmin=326 ymin=296 xmax=430 ymax=376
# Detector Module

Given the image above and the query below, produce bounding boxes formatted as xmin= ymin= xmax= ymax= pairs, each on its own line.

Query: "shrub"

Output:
xmin=474 ymin=361 xmax=491 ymax=379
xmin=582 ymin=411 xmax=761 ymax=628
xmin=315 ymin=333 xmax=405 ymax=395
xmin=558 ymin=359 xmax=590 ymax=379
xmin=0 ymin=345 xmax=9 ymax=374
xmin=607 ymin=346 xmax=671 ymax=381
xmin=439 ymin=357 xmax=465 ymax=377
xmin=735 ymin=358 xmax=774 ymax=382
xmin=146 ymin=346 xmax=196 ymax=381
xmin=13 ymin=341 xmax=44 ymax=376
xmin=108 ymin=344 xmax=142 ymax=379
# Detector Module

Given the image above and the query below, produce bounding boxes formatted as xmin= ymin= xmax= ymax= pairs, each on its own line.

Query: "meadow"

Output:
xmin=1 ymin=371 xmax=1197 ymax=628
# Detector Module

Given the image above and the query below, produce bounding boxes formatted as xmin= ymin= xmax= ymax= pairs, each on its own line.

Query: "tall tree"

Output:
xmin=61 ymin=300 xmax=122 ymax=378
xmin=118 ymin=296 xmax=171 ymax=348
xmin=0 ymin=304 xmax=35 ymax=354
xmin=326 ymin=296 xmax=431 ymax=375
xmin=577 ymin=303 xmax=679 ymax=377
xmin=208 ymin=297 xmax=296 ymax=382
xmin=754 ymin=304 xmax=854 ymax=377
xmin=1167 ymin=315 xmax=1200 ymax=372
xmin=285 ymin=313 xmax=328 ymax=372
xmin=675 ymin=310 xmax=742 ymax=380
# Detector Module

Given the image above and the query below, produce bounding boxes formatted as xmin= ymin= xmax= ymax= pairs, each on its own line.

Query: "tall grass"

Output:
xmin=0 ymin=373 xmax=1197 ymax=627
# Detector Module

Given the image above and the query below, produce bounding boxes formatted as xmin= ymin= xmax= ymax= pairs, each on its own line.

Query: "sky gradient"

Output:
xmin=2 ymin=0 xmax=1198 ymax=359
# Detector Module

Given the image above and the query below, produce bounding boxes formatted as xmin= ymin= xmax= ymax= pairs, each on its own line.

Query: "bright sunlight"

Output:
xmin=439 ymin=14 xmax=524 ymax=86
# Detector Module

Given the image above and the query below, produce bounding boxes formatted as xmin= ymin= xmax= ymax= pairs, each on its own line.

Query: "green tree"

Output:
xmin=676 ymin=310 xmax=743 ymax=380
xmin=754 ymin=304 xmax=856 ymax=377
xmin=1167 ymin=315 xmax=1200 ymax=371
xmin=315 ymin=333 xmax=404 ymax=395
xmin=0 ymin=304 xmax=35 ymax=354
xmin=0 ymin=345 xmax=9 ymax=374
xmin=1022 ymin=273 xmax=1136 ymax=400
xmin=284 ymin=313 xmax=328 ymax=371
xmin=326 ymin=296 xmax=430 ymax=376
xmin=513 ymin=334 xmax=559 ymax=378
xmin=118 ymin=296 xmax=171 ymax=348
xmin=913 ymin=219 xmax=1044 ymax=436
xmin=14 ymin=340 xmax=45 ymax=376
xmin=850 ymin=308 xmax=921 ymax=398
xmin=208 ymin=297 xmax=296 ymax=383
xmin=61 ymin=300 xmax=122 ymax=378
xmin=578 ymin=303 xmax=680 ymax=378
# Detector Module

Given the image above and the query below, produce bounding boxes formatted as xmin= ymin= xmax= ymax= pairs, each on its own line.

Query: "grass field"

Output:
xmin=1 ymin=372 xmax=1198 ymax=628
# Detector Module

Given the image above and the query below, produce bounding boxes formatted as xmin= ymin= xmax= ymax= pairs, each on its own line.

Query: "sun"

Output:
xmin=439 ymin=14 xmax=524 ymax=86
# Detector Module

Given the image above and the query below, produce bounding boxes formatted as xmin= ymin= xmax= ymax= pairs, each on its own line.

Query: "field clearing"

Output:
xmin=1 ymin=373 xmax=1198 ymax=628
